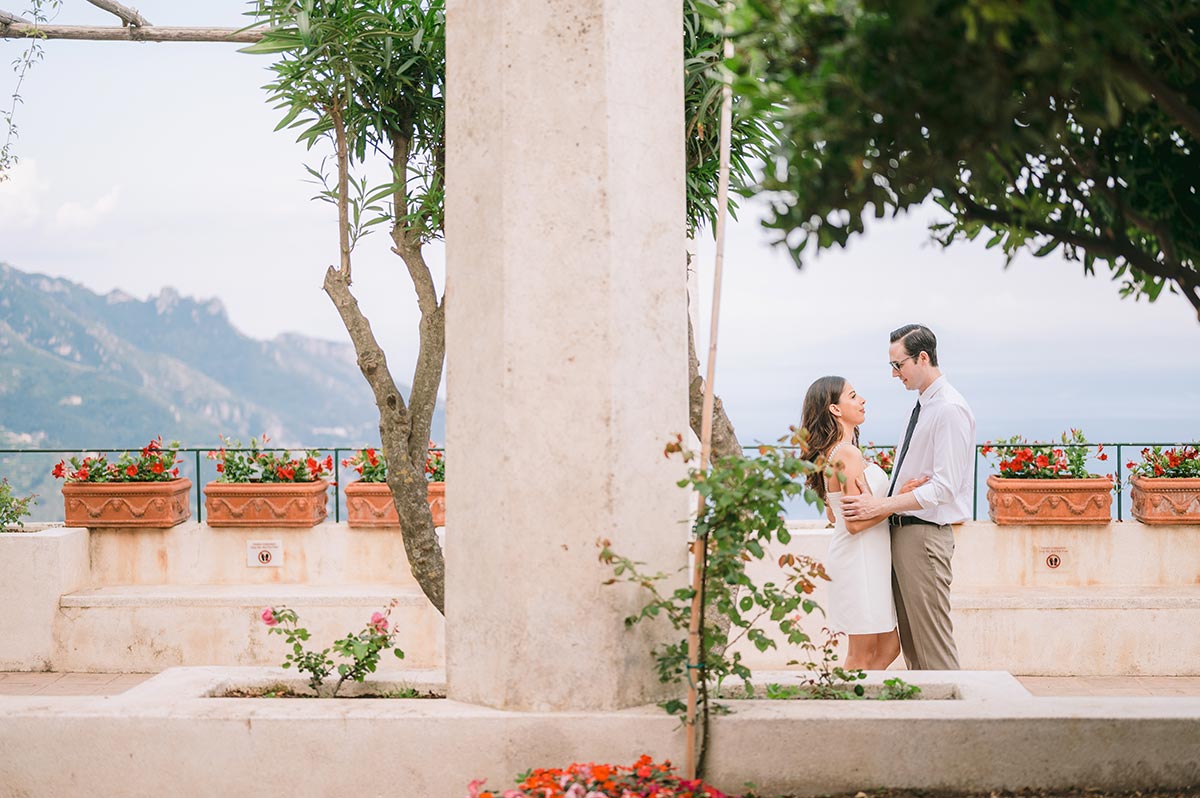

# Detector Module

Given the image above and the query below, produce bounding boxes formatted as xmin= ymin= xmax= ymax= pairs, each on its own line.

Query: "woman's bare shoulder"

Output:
xmin=828 ymin=443 xmax=865 ymax=471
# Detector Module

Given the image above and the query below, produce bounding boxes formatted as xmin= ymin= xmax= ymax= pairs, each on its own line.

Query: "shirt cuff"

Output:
xmin=910 ymin=483 xmax=936 ymax=510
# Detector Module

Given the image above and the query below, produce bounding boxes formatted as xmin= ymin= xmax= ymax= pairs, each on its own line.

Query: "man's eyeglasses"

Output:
xmin=889 ymin=355 xmax=918 ymax=371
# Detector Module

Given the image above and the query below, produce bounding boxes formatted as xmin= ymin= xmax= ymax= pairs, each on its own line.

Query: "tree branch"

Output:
xmin=0 ymin=10 xmax=29 ymax=25
xmin=399 ymin=247 xmax=444 ymax=470
xmin=959 ymin=196 xmax=1200 ymax=320
xmin=1111 ymin=56 xmax=1200 ymax=143
xmin=84 ymin=0 xmax=149 ymax=27
xmin=0 ymin=22 xmax=264 ymax=42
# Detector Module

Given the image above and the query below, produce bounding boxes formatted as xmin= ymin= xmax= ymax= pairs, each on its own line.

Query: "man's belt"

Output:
xmin=889 ymin=514 xmax=939 ymax=527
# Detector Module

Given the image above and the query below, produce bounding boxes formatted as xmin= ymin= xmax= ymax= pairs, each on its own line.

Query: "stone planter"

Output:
xmin=62 ymin=478 xmax=192 ymax=528
xmin=344 ymin=480 xmax=446 ymax=528
xmin=204 ymin=480 xmax=329 ymax=528
xmin=986 ymin=475 xmax=1112 ymax=525
xmin=1130 ymin=475 xmax=1200 ymax=525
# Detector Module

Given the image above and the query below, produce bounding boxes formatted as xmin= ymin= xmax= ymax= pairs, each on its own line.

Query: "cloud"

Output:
xmin=0 ymin=159 xmax=46 ymax=229
xmin=53 ymin=185 xmax=122 ymax=230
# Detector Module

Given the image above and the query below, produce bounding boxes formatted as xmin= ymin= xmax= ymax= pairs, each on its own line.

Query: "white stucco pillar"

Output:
xmin=444 ymin=0 xmax=689 ymax=711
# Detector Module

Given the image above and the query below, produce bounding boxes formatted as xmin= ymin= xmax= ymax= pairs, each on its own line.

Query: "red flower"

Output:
xmin=1097 ymin=452 xmax=1108 ymax=461
xmin=52 ymin=461 xmax=66 ymax=479
xmin=1035 ymin=454 xmax=1049 ymax=468
xmin=172 ymin=467 xmax=179 ymax=477
xmin=151 ymin=462 xmax=164 ymax=474
xmin=216 ymin=462 xmax=224 ymax=473
xmin=1126 ymin=461 xmax=1136 ymax=469
xmin=125 ymin=464 xmax=139 ymax=477
xmin=1154 ymin=464 xmax=1165 ymax=476
xmin=77 ymin=467 xmax=89 ymax=480
xmin=306 ymin=457 xmax=318 ymax=473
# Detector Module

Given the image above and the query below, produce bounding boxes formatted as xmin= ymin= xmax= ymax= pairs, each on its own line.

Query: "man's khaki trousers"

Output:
xmin=890 ymin=521 xmax=960 ymax=670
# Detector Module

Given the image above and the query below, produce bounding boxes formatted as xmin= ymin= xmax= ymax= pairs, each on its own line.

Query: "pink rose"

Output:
xmin=467 ymin=779 xmax=487 ymax=798
xmin=369 ymin=611 xmax=388 ymax=633
xmin=261 ymin=607 xmax=278 ymax=626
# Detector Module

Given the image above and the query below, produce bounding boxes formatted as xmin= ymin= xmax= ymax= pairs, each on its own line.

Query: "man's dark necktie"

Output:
xmin=887 ymin=401 xmax=922 ymax=496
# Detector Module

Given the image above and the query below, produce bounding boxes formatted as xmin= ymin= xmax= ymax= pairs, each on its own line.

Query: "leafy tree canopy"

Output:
xmin=731 ymin=0 xmax=1200 ymax=319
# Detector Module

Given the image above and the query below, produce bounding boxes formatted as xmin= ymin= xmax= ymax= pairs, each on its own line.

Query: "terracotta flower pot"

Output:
xmin=344 ymin=480 xmax=446 ymax=528
xmin=427 ymin=481 xmax=445 ymax=527
xmin=204 ymin=480 xmax=329 ymax=528
xmin=62 ymin=478 xmax=192 ymax=528
xmin=986 ymin=474 xmax=1113 ymax=525
xmin=1130 ymin=475 xmax=1200 ymax=525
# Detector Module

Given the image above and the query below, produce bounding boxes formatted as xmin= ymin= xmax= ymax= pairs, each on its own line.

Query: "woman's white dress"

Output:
xmin=825 ymin=458 xmax=898 ymax=635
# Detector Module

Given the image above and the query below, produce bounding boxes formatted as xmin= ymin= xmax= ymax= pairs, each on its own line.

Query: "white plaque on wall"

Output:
xmin=247 ymin=540 xmax=283 ymax=568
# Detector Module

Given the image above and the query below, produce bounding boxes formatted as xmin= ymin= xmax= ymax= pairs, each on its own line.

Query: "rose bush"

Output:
xmin=261 ymin=601 xmax=405 ymax=696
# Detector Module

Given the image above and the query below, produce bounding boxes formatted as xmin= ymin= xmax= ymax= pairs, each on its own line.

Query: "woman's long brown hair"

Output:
xmin=800 ymin=375 xmax=859 ymax=501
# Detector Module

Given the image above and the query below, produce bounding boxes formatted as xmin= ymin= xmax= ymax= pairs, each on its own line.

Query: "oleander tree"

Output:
xmin=729 ymin=0 xmax=1200 ymax=320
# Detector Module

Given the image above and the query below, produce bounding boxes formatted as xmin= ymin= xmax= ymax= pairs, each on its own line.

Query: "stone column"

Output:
xmin=444 ymin=0 xmax=689 ymax=711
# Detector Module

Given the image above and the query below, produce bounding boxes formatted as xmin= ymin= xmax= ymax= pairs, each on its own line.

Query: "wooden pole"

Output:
xmin=684 ymin=26 xmax=734 ymax=781
xmin=0 ymin=22 xmax=264 ymax=42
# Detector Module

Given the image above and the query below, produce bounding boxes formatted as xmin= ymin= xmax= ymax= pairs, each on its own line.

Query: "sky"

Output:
xmin=2 ymin=1 xmax=1198 ymax=462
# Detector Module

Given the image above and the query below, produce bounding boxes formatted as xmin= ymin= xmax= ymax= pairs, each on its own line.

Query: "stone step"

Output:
xmin=736 ymin=586 xmax=1200 ymax=677
xmin=953 ymin=585 xmax=1200 ymax=676
xmin=952 ymin=585 xmax=1200 ymax=609
xmin=54 ymin=584 xmax=443 ymax=673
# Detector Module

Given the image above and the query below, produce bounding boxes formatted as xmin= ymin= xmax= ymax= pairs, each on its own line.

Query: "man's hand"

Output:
xmin=841 ymin=489 xmax=885 ymax=520
xmin=841 ymin=474 xmax=930 ymax=520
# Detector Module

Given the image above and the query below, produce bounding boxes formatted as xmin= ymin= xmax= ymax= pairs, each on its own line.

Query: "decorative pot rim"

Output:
xmin=1129 ymin=474 xmax=1200 ymax=487
xmin=986 ymin=474 xmax=1114 ymax=487
xmin=204 ymin=479 xmax=329 ymax=492
xmin=62 ymin=477 xmax=192 ymax=493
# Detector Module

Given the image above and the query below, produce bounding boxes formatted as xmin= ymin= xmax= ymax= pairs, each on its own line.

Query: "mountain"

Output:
xmin=0 ymin=262 xmax=443 ymax=450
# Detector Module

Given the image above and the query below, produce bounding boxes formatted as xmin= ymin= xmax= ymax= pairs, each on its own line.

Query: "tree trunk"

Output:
xmin=323 ymin=267 xmax=446 ymax=614
xmin=322 ymin=104 xmax=445 ymax=614
xmin=687 ymin=313 xmax=741 ymax=460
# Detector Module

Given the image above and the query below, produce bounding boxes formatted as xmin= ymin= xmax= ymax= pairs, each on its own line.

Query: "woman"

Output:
xmin=800 ymin=375 xmax=902 ymax=670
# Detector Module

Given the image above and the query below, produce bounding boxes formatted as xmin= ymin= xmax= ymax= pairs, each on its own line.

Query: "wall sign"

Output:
xmin=1037 ymin=545 xmax=1068 ymax=573
xmin=247 ymin=540 xmax=283 ymax=568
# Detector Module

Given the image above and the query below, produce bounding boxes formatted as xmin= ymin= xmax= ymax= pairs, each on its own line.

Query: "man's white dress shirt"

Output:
xmin=894 ymin=375 xmax=975 ymax=525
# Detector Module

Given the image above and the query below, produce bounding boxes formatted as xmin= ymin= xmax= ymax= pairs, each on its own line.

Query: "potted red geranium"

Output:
xmin=983 ymin=429 xmax=1114 ymax=525
xmin=342 ymin=443 xmax=445 ymax=528
xmin=204 ymin=434 xmax=333 ymax=528
xmin=52 ymin=437 xmax=191 ymax=528
xmin=1128 ymin=444 xmax=1200 ymax=525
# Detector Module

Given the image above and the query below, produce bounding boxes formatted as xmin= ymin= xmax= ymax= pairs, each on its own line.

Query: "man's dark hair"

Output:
xmin=890 ymin=323 xmax=939 ymax=367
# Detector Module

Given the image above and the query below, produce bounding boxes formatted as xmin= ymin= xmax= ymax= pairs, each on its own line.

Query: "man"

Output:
xmin=841 ymin=323 xmax=975 ymax=670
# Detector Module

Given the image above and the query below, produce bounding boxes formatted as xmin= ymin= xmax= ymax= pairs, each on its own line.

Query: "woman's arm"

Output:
xmin=829 ymin=448 xmax=881 ymax=535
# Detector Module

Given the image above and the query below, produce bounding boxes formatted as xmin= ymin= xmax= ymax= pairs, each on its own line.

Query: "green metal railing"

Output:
xmin=743 ymin=442 xmax=1193 ymax=522
xmin=1 ymin=441 xmax=1190 ymax=524
xmin=0 ymin=446 xmax=445 ymax=525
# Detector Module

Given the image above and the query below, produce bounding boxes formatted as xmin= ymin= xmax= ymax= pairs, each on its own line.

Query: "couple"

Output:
xmin=800 ymin=324 xmax=975 ymax=672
